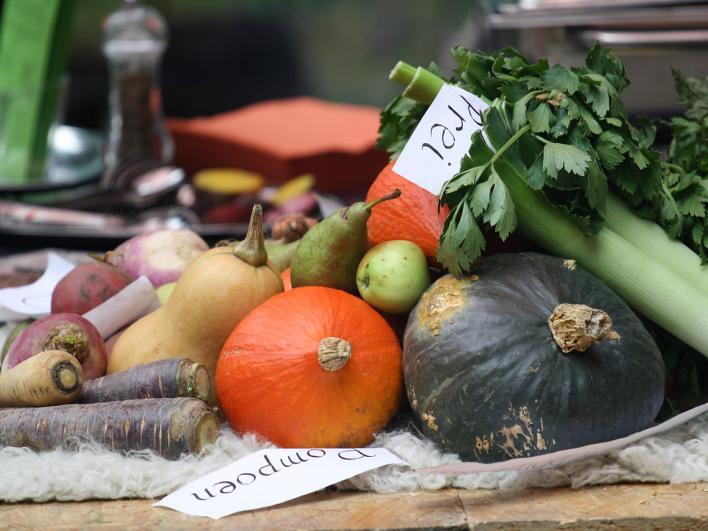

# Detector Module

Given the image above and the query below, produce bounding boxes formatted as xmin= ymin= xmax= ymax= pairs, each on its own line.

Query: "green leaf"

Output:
xmin=527 ymin=102 xmax=552 ymax=133
xmin=511 ymin=91 xmax=537 ymax=131
xmin=436 ymin=201 xmax=485 ymax=277
xmin=633 ymin=116 xmax=657 ymax=148
xmin=626 ymin=144 xmax=650 ymax=170
xmin=613 ymin=161 xmax=640 ymax=194
xmin=604 ymin=117 xmax=623 ymax=127
xmin=543 ymin=65 xmax=580 ymax=94
xmin=442 ymin=165 xmax=487 ymax=195
xmin=585 ymin=84 xmax=610 ymax=118
xmin=466 ymin=131 xmax=495 ymax=167
xmin=585 ymin=44 xmax=628 ymax=93
xmin=550 ymin=108 xmax=570 ymax=138
xmin=485 ymin=107 xmax=512 ymax=151
xmin=584 ymin=161 xmax=608 ymax=210
xmin=562 ymin=97 xmax=602 ymax=135
xmin=595 ymin=131 xmax=625 ymax=170
xmin=678 ymin=192 xmax=707 ymax=217
xmin=470 ymin=177 xmax=493 ymax=216
xmin=542 ymin=141 xmax=591 ymax=178
xmin=526 ymin=154 xmax=545 ymax=190
xmin=484 ymin=166 xmax=518 ymax=240
xmin=692 ymin=222 xmax=704 ymax=247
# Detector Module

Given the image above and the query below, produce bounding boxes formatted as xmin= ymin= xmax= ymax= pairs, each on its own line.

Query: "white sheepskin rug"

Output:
xmin=1 ymin=411 xmax=707 ymax=503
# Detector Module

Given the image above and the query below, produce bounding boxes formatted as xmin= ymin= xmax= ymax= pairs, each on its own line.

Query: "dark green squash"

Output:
xmin=403 ymin=252 xmax=665 ymax=463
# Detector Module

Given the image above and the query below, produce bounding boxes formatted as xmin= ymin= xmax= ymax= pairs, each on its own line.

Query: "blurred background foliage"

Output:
xmin=68 ymin=0 xmax=482 ymax=129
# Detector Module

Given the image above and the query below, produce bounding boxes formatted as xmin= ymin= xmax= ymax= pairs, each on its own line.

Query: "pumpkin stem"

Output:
xmin=548 ymin=303 xmax=621 ymax=353
xmin=363 ymin=189 xmax=401 ymax=211
xmin=234 ymin=204 xmax=269 ymax=266
xmin=317 ymin=337 xmax=352 ymax=371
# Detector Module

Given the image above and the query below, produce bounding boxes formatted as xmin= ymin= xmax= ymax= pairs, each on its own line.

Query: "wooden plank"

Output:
xmin=0 ymin=490 xmax=467 ymax=530
xmin=461 ymin=483 xmax=708 ymax=530
xmin=1 ymin=484 xmax=706 ymax=530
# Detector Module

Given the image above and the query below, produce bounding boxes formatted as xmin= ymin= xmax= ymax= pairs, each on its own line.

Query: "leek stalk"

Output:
xmin=391 ymin=63 xmax=708 ymax=359
xmin=604 ymin=193 xmax=708 ymax=300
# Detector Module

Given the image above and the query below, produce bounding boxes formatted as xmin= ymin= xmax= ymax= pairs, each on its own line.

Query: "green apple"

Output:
xmin=155 ymin=282 xmax=177 ymax=305
xmin=356 ymin=240 xmax=431 ymax=314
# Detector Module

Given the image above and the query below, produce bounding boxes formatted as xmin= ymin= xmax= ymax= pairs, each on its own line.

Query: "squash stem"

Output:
xmin=318 ymin=337 xmax=352 ymax=371
xmin=234 ymin=204 xmax=268 ymax=266
xmin=364 ymin=189 xmax=401 ymax=211
xmin=547 ymin=303 xmax=619 ymax=353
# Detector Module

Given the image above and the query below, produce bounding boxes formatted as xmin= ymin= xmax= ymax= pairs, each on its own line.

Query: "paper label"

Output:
xmin=0 ymin=251 xmax=74 ymax=319
xmin=393 ymin=84 xmax=489 ymax=196
xmin=154 ymin=447 xmax=406 ymax=519
xmin=416 ymin=401 xmax=708 ymax=475
xmin=82 ymin=276 xmax=160 ymax=339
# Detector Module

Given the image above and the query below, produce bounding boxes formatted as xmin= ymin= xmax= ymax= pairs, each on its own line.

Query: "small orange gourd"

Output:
xmin=366 ymin=161 xmax=448 ymax=260
xmin=216 ymin=286 xmax=402 ymax=448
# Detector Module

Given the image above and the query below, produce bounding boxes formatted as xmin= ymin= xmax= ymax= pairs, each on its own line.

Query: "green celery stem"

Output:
xmin=604 ymin=193 xmax=708 ymax=300
xmin=390 ymin=62 xmax=445 ymax=105
xmin=389 ymin=61 xmax=416 ymax=85
xmin=505 ymin=170 xmax=708 ymax=359
xmin=403 ymin=67 xmax=446 ymax=105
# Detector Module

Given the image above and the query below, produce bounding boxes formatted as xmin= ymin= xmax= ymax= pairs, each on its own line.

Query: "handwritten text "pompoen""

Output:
xmin=155 ymin=447 xmax=406 ymax=519
xmin=191 ymin=449 xmax=374 ymax=501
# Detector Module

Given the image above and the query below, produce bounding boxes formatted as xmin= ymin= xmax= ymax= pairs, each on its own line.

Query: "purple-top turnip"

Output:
xmin=104 ymin=229 xmax=208 ymax=287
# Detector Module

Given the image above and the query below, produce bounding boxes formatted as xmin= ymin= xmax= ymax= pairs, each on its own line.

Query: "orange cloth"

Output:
xmin=168 ymin=97 xmax=388 ymax=197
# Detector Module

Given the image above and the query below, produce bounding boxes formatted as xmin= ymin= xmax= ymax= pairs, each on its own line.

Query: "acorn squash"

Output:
xmin=403 ymin=252 xmax=665 ymax=462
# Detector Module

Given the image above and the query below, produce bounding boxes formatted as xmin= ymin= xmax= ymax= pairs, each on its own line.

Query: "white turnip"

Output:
xmin=104 ymin=229 xmax=208 ymax=287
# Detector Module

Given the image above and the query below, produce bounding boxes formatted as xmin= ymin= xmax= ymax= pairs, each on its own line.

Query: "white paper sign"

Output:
xmin=155 ymin=447 xmax=406 ymax=519
xmin=0 ymin=252 xmax=75 ymax=320
xmin=393 ymin=84 xmax=490 ymax=196
xmin=82 ymin=276 xmax=160 ymax=339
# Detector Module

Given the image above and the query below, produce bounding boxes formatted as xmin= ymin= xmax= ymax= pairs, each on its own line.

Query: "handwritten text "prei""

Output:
xmin=393 ymin=84 xmax=489 ymax=196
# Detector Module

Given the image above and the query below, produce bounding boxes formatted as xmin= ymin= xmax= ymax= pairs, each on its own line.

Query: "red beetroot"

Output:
xmin=51 ymin=263 xmax=133 ymax=315
xmin=3 ymin=314 xmax=107 ymax=380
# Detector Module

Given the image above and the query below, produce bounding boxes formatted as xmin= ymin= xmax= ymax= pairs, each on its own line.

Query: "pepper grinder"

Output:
xmin=101 ymin=0 xmax=174 ymax=187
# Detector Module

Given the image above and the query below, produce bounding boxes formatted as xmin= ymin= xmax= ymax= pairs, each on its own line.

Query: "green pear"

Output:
xmin=290 ymin=190 xmax=401 ymax=293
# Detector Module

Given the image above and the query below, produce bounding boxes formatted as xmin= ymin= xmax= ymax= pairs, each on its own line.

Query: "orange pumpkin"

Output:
xmin=366 ymin=161 xmax=448 ymax=260
xmin=215 ymin=286 xmax=402 ymax=448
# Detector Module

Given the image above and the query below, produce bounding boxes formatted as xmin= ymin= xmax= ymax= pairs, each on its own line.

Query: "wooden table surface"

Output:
xmin=1 ymin=483 xmax=707 ymax=530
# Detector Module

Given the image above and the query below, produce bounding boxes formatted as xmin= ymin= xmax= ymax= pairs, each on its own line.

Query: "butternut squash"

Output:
xmin=107 ymin=205 xmax=283 ymax=380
